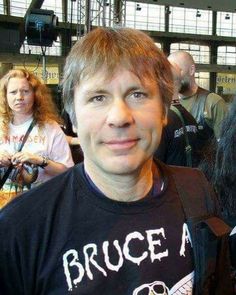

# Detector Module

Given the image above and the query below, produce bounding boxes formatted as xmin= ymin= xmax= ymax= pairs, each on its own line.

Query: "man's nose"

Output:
xmin=106 ymin=99 xmax=134 ymax=127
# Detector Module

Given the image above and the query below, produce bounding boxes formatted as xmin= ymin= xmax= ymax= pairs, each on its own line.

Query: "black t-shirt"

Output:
xmin=0 ymin=161 xmax=194 ymax=294
xmin=155 ymin=104 xmax=201 ymax=167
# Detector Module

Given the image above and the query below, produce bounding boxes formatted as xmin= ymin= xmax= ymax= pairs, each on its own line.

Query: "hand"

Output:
xmin=11 ymin=152 xmax=43 ymax=166
xmin=0 ymin=150 xmax=12 ymax=167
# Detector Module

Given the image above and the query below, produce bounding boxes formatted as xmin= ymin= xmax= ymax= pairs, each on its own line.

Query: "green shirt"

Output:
xmin=181 ymin=91 xmax=228 ymax=140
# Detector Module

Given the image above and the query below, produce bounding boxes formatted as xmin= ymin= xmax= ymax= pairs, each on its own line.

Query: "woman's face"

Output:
xmin=6 ymin=77 xmax=34 ymax=117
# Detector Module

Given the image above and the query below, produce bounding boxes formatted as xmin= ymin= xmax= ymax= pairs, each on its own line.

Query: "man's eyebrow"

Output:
xmin=84 ymin=84 xmax=144 ymax=96
xmin=84 ymin=89 xmax=108 ymax=96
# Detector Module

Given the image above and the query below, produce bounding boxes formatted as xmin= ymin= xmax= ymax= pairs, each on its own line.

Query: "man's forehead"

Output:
xmin=76 ymin=67 xmax=156 ymax=90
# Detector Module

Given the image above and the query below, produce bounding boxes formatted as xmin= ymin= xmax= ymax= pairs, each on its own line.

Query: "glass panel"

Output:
xmin=169 ymin=7 xmax=212 ymax=35
xmin=218 ymin=46 xmax=236 ymax=65
xmin=20 ymin=36 xmax=61 ymax=56
xmin=195 ymin=72 xmax=210 ymax=90
xmin=217 ymin=12 xmax=236 ymax=37
xmin=155 ymin=43 xmax=162 ymax=49
xmin=170 ymin=43 xmax=210 ymax=64
xmin=125 ymin=2 xmax=165 ymax=31
xmin=0 ymin=0 xmax=4 ymax=14
xmin=10 ymin=0 xmax=31 ymax=16
xmin=41 ymin=0 xmax=63 ymax=21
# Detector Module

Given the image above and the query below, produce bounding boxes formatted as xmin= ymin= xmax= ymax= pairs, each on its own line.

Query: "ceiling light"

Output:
xmin=196 ymin=10 xmax=201 ymax=17
xmin=136 ymin=4 xmax=142 ymax=11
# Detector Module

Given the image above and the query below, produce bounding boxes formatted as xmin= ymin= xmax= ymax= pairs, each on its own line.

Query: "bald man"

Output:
xmin=155 ymin=63 xmax=201 ymax=167
xmin=168 ymin=51 xmax=227 ymax=149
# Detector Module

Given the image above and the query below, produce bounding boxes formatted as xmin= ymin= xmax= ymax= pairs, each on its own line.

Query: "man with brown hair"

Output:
xmin=0 ymin=27 xmax=232 ymax=295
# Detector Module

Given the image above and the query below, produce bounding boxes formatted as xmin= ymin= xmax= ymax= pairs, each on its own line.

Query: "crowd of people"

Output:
xmin=0 ymin=27 xmax=235 ymax=294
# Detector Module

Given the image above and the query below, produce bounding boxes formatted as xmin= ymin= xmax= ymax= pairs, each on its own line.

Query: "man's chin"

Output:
xmin=179 ymin=84 xmax=190 ymax=94
xmin=101 ymin=158 xmax=142 ymax=175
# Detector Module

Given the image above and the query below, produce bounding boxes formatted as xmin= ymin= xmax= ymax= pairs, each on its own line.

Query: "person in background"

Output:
xmin=213 ymin=98 xmax=236 ymax=222
xmin=199 ymin=98 xmax=236 ymax=291
xmin=0 ymin=69 xmax=74 ymax=208
xmin=168 ymin=51 xmax=228 ymax=154
xmin=155 ymin=63 xmax=200 ymax=167
xmin=213 ymin=98 xmax=236 ymax=285
xmin=0 ymin=28 xmax=233 ymax=294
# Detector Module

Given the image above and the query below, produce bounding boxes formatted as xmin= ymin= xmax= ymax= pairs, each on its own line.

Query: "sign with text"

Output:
xmin=14 ymin=65 xmax=60 ymax=84
xmin=216 ymin=73 xmax=236 ymax=94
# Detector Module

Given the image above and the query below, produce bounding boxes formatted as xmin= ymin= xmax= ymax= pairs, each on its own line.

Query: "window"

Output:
xmin=218 ymin=46 xmax=236 ymax=65
xmin=41 ymin=0 xmax=63 ymax=22
xmin=20 ymin=36 xmax=61 ymax=56
xmin=217 ymin=12 xmax=236 ymax=37
xmin=10 ymin=0 xmax=31 ymax=16
xmin=169 ymin=7 xmax=212 ymax=35
xmin=170 ymin=43 xmax=210 ymax=64
xmin=0 ymin=0 xmax=4 ymax=14
xmin=155 ymin=42 xmax=162 ymax=49
xmin=195 ymin=72 xmax=210 ymax=90
xmin=125 ymin=2 xmax=165 ymax=31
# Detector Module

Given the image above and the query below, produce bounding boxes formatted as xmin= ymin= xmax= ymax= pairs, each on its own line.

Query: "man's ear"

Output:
xmin=189 ymin=64 xmax=195 ymax=76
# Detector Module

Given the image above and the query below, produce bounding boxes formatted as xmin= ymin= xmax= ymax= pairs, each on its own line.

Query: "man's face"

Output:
xmin=74 ymin=67 xmax=166 ymax=176
xmin=168 ymin=55 xmax=193 ymax=95
xmin=171 ymin=61 xmax=191 ymax=94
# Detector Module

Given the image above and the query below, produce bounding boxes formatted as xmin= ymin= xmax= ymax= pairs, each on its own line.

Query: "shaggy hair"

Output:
xmin=61 ymin=27 xmax=173 ymax=127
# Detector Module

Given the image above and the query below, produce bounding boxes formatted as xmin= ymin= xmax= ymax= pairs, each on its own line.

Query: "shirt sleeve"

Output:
xmin=44 ymin=122 xmax=74 ymax=168
xmin=205 ymin=93 xmax=228 ymax=140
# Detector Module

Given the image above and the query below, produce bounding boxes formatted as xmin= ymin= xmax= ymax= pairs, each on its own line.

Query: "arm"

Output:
xmin=11 ymin=151 xmax=68 ymax=176
xmin=211 ymin=99 xmax=228 ymax=140
xmin=11 ymin=123 xmax=74 ymax=177
xmin=45 ymin=123 xmax=74 ymax=175
xmin=205 ymin=94 xmax=228 ymax=140
xmin=0 ymin=150 xmax=12 ymax=168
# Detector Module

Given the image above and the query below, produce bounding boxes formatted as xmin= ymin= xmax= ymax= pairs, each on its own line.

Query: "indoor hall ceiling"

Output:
xmin=132 ymin=0 xmax=236 ymax=13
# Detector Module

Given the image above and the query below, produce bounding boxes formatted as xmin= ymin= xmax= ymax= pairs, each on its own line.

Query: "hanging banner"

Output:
xmin=14 ymin=65 xmax=60 ymax=84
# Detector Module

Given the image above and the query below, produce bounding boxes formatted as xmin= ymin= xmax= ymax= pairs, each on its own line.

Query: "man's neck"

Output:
xmin=84 ymin=159 xmax=154 ymax=202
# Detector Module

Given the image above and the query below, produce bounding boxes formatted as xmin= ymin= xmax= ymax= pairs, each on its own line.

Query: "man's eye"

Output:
xmin=91 ymin=95 xmax=106 ymax=103
xmin=131 ymin=92 xmax=147 ymax=100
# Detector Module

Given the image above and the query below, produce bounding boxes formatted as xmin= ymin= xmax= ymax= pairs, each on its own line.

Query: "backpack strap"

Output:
xmin=168 ymin=165 xmax=232 ymax=295
xmin=171 ymin=105 xmax=193 ymax=167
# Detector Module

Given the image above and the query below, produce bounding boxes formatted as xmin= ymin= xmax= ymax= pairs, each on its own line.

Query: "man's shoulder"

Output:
xmin=207 ymin=92 xmax=225 ymax=104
